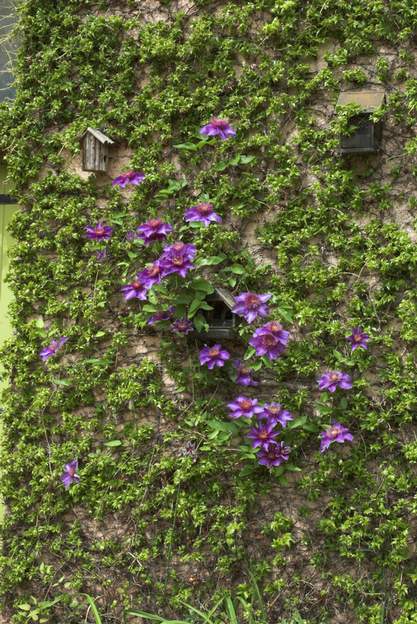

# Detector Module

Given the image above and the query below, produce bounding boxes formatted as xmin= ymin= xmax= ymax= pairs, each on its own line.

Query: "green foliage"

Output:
xmin=1 ymin=0 xmax=417 ymax=623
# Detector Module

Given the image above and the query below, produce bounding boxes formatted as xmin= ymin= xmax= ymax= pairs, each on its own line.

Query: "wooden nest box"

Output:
xmin=199 ymin=287 xmax=236 ymax=340
xmin=337 ymin=90 xmax=385 ymax=154
xmin=81 ymin=128 xmax=114 ymax=172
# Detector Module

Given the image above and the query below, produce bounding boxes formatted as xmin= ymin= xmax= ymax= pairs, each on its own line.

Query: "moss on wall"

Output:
xmin=2 ymin=0 xmax=417 ymax=622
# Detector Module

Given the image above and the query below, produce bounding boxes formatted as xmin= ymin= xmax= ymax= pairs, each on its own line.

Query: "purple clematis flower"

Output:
xmin=171 ymin=319 xmax=193 ymax=335
xmin=347 ymin=327 xmax=369 ymax=352
xmin=121 ymin=275 xmax=149 ymax=301
xmin=249 ymin=321 xmax=289 ymax=360
xmin=138 ymin=261 xmax=164 ymax=289
xmin=233 ymin=360 xmax=258 ymax=387
xmin=137 ymin=219 xmax=173 ymax=246
xmin=232 ymin=292 xmax=271 ymax=324
xmin=85 ymin=222 xmax=113 ymax=241
xmin=60 ymin=459 xmax=80 ymax=489
xmin=227 ymin=396 xmax=263 ymax=419
xmin=258 ymin=441 xmax=290 ymax=468
xmin=112 ymin=171 xmax=145 ymax=188
xmin=318 ymin=371 xmax=352 ymax=393
xmin=260 ymin=403 xmax=293 ymax=428
xmin=247 ymin=421 xmax=279 ymax=449
xmin=199 ymin=118 xmax=236 ymax=140
xmin=160 ymin=241 xmax=196 ymax=278
xmin=320 ymin=422 xmax=353 ymax=452
xmin=199 ymin=344 xmax=230 ymax=369
xmin=147 ymin=307 xmax=175 ymax=325
xmin=40 ymin=336 xmax=68 ymax=361
xmin=184 ymin=202 xmax=222 ymax=226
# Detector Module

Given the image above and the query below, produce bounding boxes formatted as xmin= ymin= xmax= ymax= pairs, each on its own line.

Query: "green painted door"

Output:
xmin=0 ymin=169 xmax=16 ymax=523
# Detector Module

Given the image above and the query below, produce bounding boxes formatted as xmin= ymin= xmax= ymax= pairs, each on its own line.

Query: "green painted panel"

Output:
xmin=0 ymin=198 xmax=16 ymax=523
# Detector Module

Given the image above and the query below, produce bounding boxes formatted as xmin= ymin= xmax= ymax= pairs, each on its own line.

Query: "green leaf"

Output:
xmin=188 ymin=295 xmax=206 ymax=318
xmin=193 ymin=313 xmax=208 ymax=333
xmin=285 ymin=464 xmax=302 ymax=472
xmin=83 ymin=594 xmax=102 ymax=624
xmin=18 ymin=604 xmax=31 ymax=611
xmin=277 ymin=307 xmax=294 ymax=323
xmin=244 ymin=346 xmax=256 ymax=360
xmin=104 ymin=440 xmax=123 ymax=447
xmin=95 ymin=330 xmax=106 ymax=338
xmin=51 ymin=378 xmax=71 ymax=387
xmin=195 ymin=255 xmax=226 ymax=267
xmin=288 ymin=416 xmax=307 ymax=429
xmin=190 ymin=278 xmax=214 ymax=294
xmin=229 ymin=264 xmax=245 ymax=274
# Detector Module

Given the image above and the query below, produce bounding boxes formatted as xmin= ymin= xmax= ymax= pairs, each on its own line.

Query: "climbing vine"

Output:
xmin=2 ymin=1 xmax=417 ymax=623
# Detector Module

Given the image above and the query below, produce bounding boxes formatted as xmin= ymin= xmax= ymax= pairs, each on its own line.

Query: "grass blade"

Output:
xmin=127 ymin=610 xmax=190 ymax=624
xmin=224 ymin=596 xmax=238 ymax=624
xmin=83 ymin=594 xmax=102 ymax=624
xmin=178 ymin=599 xmax=216 ymax=624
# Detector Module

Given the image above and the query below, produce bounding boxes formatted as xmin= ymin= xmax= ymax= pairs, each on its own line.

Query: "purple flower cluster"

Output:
xmin=233 ymin=360 xmax=258 ymax=387
xmin=320 ymin=422 xmax=353 ymax=452
xmin=200 ymin=118 xmax=236 ymax=140
xmin=199 ymin=344 xmax=230 ymax=370
xmin=137 ymin=219 xmax=172 ymax=246
xmin=85 ymin=222 xmax=113 ymax=241
xmin=160 ymin=242 xmax=196 ymax=278
xmin=249 ymin=321 xmax=290 ymax=360
xmin=40 ymin=336 xmax=68 ymax=361
xmin=61 ymin=459 xmax=79 ymax=489
xmin=225 ymin=396 xmax=293 ymax=467
xmin=318 ymin=371 xmax=352 ymax=393
xmin=184 ymin=203 xmax=222 ymax=226
xmin=112 ymin=171 xmax=145 ymax=188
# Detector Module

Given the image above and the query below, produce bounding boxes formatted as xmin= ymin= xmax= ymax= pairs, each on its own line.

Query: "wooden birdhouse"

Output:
xmin=198 ymin=287 xmax=236 ymax=340
xmin=81 ymin=128 xmax=114 ymax=172
xmin=337 ymin=90 xmax=385 ymax=154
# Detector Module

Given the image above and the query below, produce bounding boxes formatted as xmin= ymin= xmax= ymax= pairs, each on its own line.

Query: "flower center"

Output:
xmin=268 ymin=406 xmax=279 ymax=414
xmin=209 ymin=348 xmax=219 ymax=357
xmin=269 ymin=322 xmax=281 ymax=332
xmin=239 ymin=366 xmax=250 ymax=375
xmin=132 ymin=280 xmax=142 ymax=290
xmin=197 ymin=203 xmax=212 ymax=215
xmin=149 ymin=219 xmax=161 ymax=228
xmin=240 ymin=399 xmax=252 ymax=410
xmin=246 ymin=294 xmax=260 ymax=309
xmin=68 ymin=466 xmax=75 ymax=477
xmin=263 ymin=334 xmax=277 ymax=347
xmin=259 ymin=430 xmax=269 ymax=439
xmin=329 ymin=426 xmax=341 ymax=438
xmin=95 ymin=226 xmax=105 ymax=235
xmin=148 ymin=265 xmax=160 ymax=277
xmin=172 ymin=256 xmax=184 ymax=266
xmin=211 ymin=118 xmax=228 ymax=129
xmin=330 ymin=373 xmax=340 ymax=382
xmin=354 ymin=334 xmax=362 ymax=342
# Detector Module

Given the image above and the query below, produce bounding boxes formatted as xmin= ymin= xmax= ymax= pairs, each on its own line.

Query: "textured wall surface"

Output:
xmin=2 ymin=1 xmax=417 ymax=623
